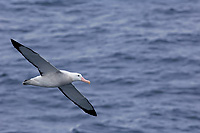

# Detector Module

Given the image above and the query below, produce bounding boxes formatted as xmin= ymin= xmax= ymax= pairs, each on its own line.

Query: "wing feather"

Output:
xmin=58 ymin=84 xmax=97 ymax=116
xmin=11 ymin=39 xmax=59 ymax=75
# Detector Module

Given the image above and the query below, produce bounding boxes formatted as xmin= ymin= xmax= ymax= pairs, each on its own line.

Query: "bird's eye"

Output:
xmin=78 ymin=75 xmax=80 ymax=77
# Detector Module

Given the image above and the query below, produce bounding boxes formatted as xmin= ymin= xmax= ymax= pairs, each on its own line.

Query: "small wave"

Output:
xmin=72 ymin=122 xmax=144 ymax=133
xmin=148 ymin=38 xmax=171 ymax=45
xmin=0 ymin=73 xmax=7 ymax=77
xmin=167 ymin=32 xmax=200 ymax=44
xmin=160 ymin=56 xmax=185 ymax=64
xmin=153 ymin=7 xmax=193 ymax=16
xmin=134 ymin=89 xmax=164 ymax=98
xmin=109 ymin=52 xmax=136 ymax=61
xmin=100 ymin=76 xmax=139 ymax=85
xmin=11 ymin=0 xmax=85 ymax=7
xmin=136 ymin=22 xmax=155 ymax=28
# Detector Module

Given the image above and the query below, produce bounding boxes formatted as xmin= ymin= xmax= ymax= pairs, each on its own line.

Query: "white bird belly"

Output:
xmin=25 ymin=72 xmax=72 ymax=87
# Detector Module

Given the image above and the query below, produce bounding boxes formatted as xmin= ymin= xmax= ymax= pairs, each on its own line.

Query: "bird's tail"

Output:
xmin=23 ymin=79 xmax=31 ymax=85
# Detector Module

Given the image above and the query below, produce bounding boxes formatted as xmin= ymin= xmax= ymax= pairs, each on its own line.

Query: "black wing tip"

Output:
xmin=82 ymin=108 xmax=97 ymax=116
xmin=89 ymin=110 xmax=97 ymax=116
xmin=10 ymin=39 xmax=23 ymax=50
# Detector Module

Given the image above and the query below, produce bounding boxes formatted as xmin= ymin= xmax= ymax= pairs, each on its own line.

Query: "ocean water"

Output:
xmin=1 ymin=0 xmax=200 ymax=132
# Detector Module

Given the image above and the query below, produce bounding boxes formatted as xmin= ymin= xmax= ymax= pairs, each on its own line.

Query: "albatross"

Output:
xmin=11 ymin=39 xmax=97 ymax=116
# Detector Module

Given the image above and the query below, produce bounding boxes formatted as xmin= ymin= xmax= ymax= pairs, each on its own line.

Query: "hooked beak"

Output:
xmin=81 ymin=77 xmax=90 ymax=84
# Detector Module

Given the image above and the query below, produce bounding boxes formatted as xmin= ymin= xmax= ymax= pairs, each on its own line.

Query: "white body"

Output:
xmin=24 ymin=70 xmax=72 ymax=87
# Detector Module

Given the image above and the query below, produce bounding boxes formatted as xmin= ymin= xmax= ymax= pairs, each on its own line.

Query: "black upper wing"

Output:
xmin=11 ymin=39 xmax=59 ymax=75
xmin=58 ymin=84 xmax=97 ymax=116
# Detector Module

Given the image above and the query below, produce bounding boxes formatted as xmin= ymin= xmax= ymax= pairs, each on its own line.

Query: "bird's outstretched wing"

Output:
xmin=11 ymin=39 xmax=59 ymax=75
xmin=58 ymin=84 xmax=97 ymax=116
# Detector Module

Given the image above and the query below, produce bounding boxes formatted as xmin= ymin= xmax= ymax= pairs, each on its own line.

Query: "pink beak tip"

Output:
xmin=81 ymin=77 xmax=91 ymax=84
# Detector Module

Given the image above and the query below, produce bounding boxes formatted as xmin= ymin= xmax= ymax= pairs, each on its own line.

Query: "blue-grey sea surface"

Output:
xmin=1 ymin=0 xmax=200 ymax=133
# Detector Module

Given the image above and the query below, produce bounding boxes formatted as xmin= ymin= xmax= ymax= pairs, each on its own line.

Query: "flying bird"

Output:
xmin=11 ymin=39 xmax=97 ymax=116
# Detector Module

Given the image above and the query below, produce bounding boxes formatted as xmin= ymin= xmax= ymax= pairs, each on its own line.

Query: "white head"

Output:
xmin=70 ymin=72 xmax=90 ymax=84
